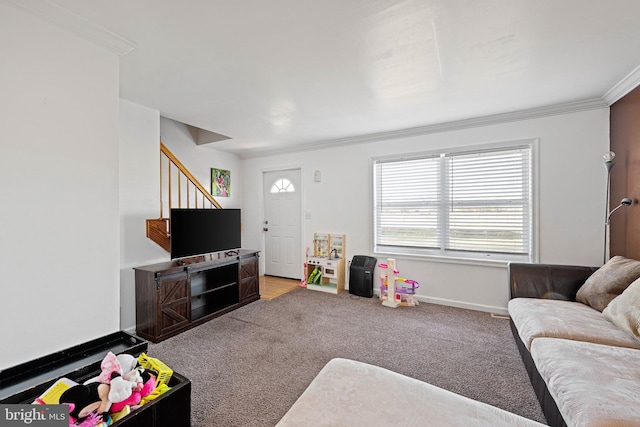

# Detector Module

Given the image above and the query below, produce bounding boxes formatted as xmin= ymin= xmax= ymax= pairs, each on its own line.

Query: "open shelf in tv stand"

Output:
xmin=134 ymin=249 xmax=260 ymax=343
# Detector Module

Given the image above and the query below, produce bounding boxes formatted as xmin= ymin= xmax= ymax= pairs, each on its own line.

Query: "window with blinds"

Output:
xmin=373 ymin=143 xmax=533 ymax=262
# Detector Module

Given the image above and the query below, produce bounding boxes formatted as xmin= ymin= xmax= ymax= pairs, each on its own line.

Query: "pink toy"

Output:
xmin=82 ymin=351 xmax=158 ymax=415
xmin=378 ymin=263 xmax=399 ymax=274
xmin=300 ymin=247 xmax=309 ymax=288
xmin=110 ymin=373 xmax=156 ymax=413
xmin=378 ymin=259 xmax=420 ymax=307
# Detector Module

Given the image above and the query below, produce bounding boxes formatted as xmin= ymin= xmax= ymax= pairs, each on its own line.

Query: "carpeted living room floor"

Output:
xmin=149 ymin=288 xmax=546 ymax=426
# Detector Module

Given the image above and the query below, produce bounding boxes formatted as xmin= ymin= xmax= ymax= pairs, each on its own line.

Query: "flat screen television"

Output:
xmin=170 ymin=208 xmax=241 ymax=260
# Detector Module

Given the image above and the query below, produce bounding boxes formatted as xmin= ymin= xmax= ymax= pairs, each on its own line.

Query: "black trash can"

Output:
xmin=349 ymin=255 xmax=377 ymax=297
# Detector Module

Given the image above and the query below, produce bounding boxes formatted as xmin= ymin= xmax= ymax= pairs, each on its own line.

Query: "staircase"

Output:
xmin=146 ymin=142 xmax=221 ymax=252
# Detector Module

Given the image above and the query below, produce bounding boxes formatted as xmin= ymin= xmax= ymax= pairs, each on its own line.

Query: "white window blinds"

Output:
xmin=374 ymin=144 xmax=532 ymax=261
xmin=374 ymin=156 xmax=440 ymax=249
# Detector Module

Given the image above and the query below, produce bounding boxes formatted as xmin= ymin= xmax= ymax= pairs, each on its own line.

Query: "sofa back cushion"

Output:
xmin=603 ymin=277 xmax=640 ymax=341
xmin=576 ymin=255 xmax=640 ymax=312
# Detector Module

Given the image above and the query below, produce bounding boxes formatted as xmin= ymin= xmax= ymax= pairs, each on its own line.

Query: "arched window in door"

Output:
xmin=270 ymin=178 xmax=295 ymax=193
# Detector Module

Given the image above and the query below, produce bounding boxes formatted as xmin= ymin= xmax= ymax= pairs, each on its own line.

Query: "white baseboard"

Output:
xmin=418 ymin=295 xmax=508 ymax=316
xmin=122 ymin=326 xmax=136 ymax=334
xmin=374 ymin=288 xmax=508 ymax=316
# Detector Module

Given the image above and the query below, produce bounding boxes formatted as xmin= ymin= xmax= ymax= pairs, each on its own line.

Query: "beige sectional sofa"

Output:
xmin=508 ymin=256 xmax=640 ymax=427
xmin=277 ymin=358 xmax=545 ymax=427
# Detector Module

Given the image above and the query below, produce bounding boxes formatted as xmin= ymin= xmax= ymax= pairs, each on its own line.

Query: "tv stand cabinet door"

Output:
xmin=156 ymin=273 xmax=190 ymax=338
xmin=239 ymin=254 xmax=259 ymax=302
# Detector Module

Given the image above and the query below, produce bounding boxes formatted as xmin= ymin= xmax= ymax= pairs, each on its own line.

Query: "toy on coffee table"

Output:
xmin=379 ymin=258 xmax=420 ymax=307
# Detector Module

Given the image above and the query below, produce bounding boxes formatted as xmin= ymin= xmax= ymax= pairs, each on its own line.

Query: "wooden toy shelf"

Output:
xmin=305 ymin=234 xmax=346 ymax=294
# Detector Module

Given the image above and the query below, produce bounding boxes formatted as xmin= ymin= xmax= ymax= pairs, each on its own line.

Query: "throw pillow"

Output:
xmin=603 ymin=277 xmax=640 ymax=341
xmin=576 ymin=255 xmax=640 ymax=312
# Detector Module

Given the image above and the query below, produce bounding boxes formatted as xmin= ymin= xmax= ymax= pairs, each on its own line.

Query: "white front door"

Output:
xmin=263 ymin=169 xmax=302 ymax=279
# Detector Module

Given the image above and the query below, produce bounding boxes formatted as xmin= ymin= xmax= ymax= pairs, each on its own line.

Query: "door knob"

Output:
xmin=263 ymin=228 xmax=269 ymax=232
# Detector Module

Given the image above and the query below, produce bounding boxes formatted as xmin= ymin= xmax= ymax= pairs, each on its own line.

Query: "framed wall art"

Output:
xmin=211 ymin=168 xmax=230 ymax=197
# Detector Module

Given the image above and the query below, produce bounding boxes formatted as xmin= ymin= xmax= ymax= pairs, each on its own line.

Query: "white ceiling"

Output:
xmin=27 ymin=1 xmax=640 ymax=157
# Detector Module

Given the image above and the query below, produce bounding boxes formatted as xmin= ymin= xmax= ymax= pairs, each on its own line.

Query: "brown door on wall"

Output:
xmin=610 ymin=86 xmax=640 ymax=260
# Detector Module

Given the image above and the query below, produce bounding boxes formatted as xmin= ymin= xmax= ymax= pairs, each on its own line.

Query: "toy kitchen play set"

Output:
xmin=303 ymin=233 xmax=346 ymax=294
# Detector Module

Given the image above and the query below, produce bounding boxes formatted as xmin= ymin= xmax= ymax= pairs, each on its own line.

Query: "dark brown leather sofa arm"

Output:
xmin=508 ymin=262 xmax=599 ymax=301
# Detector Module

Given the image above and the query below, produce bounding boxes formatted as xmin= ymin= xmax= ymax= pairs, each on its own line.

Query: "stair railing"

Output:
xmin=159 ymin=141 xmax=221 ymax=214
xmin=146 ymin=142 xmax=221 ymax=252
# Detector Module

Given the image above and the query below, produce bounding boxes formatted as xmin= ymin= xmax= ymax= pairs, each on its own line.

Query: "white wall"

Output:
xmin=119 ymin=100 xmax=166 ymax=331
xmin=242 ymin=108 xmax=609 ymax=314
xmin=0 ymin=4 xmax=120 ymax=368
xmin=117 ymin=114 xmax=243 ymax=332
xmin=160 ymin=117 xmax=243 ymax=210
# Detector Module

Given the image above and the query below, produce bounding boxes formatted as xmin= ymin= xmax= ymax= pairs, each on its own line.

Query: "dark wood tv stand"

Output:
xmin=134 ymin=249 xmax=260 ymax=343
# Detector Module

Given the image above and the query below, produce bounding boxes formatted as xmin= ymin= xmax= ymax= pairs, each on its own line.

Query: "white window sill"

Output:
xmin=372 ymin=250 xmax=520 ymax=269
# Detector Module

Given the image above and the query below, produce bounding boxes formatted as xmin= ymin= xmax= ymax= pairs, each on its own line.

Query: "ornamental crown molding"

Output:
xmin=240 ymin=98 xmax=608 ymax=159
xmin=603 ymin=64 xmax=640 ymax=105
xmin=5 ymin=0 xmax=137 ymax=56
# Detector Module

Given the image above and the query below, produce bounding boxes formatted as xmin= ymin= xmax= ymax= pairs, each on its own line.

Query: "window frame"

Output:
xmin=371 ymin=139 xmax=539 ymax=265
xmin=270 ymin=178 xmax=295 ymax=193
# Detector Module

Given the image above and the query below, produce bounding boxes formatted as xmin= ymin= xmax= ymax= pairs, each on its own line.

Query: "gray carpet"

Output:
xmin=149 ymin=288 xmax=547 ymax=426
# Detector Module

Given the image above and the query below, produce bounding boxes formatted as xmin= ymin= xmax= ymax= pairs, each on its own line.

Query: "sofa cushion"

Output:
xmin=276 ymin=358 xmax=545 ymax=427
xmin=508 ymin=298 xmax=640 ymax=350
xmin=603 ymin=276 xmax=640 ymax=341
xmin=531 ymin=338 xmax=640 ymax=427
xmin=575 ymin=255 xmax=640 ymax=312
